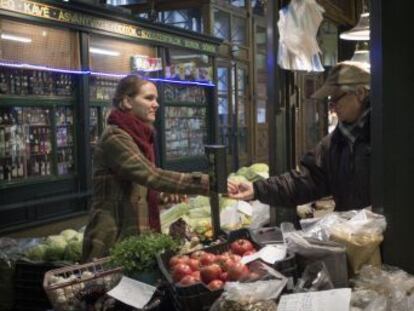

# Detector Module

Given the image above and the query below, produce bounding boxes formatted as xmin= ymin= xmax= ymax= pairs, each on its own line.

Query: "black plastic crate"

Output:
xmin=13 ymin=259 xmax=66 ymax=311
xmin=157 ymin=229 xmax=261 ymax=311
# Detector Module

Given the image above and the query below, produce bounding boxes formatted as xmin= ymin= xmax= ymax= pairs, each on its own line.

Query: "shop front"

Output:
xmin=0 ymin=0 xmax=221 ymax=233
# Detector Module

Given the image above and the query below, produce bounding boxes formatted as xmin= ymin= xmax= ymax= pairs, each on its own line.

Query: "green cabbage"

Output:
xmin=160 ymin=202 xmax=189 ymax=227
xmin=63 ymin=240 xmax=82 ymax=262
xmin=236 ymin=166 xmax=249 ymax=177
xmin=187 ymin=205 xmax=211 ymax=219
xmin=60 ymin=229 xmax=78 ymax=242
xmin=44 ymin=235 xmax=67 ymax=261
xmin=219 ymin=197 xmax=238 ymax=209
xmin=228 ymin=175 xmax=249 ymax=184
xmin=26 ymin=244 xmax=47 ymax=261
xmin=249 ymin=163 xmax=269 ymax=173
xmin=190 ymin=195 xmax=210 ymax=209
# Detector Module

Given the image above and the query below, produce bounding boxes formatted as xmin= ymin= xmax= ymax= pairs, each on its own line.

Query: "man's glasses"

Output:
xmin=328 ymin=92 xmax=347 ymax=107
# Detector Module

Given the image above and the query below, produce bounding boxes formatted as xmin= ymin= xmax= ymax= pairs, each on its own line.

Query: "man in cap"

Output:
xmin=228 ymin=61 xmax=371 ymax=212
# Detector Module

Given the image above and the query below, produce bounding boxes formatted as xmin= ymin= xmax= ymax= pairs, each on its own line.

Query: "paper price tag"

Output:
xmin=108 ymin=276 xmax=156 ymax=309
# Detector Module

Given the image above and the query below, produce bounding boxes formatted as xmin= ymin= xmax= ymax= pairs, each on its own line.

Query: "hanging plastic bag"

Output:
xmin=329 ymin=209 xmax=386 ymax=274
xmin=277 ymin=0 xmax=325 ymax=72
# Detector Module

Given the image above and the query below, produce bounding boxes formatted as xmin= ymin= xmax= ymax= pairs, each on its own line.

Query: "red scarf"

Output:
xmin=107 ymin=109 xmax=160 ymax=231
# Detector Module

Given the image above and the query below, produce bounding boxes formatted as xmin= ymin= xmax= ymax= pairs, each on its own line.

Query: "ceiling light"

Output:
xmin=1 ymin=33 xmax=32 ymax=43
xmin=89 ymin=47 xmax=120 ymax=57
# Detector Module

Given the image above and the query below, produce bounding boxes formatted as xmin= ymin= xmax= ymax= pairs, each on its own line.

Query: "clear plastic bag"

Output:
xmin=286 ymin=232 xmax=348 ymax=288
xmin=329 ymin=209 xmax=387 ymax=274
xmin=300 ymin=208 xmax=387 ymax=275
xmin=277 ymin=0 xmax=325 ymax=72
xmin=294 ymin=261 xmax=334 ymax=293
xmin=351 ymin=265 xmax=414 ymax=311
xmin=209 ymin=263 xmax=287 ymax=311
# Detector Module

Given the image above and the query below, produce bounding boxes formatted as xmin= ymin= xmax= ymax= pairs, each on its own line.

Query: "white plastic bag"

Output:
xmin=277 ymin=0 xmax=325 ymax=72
xmin=250 ymin=200 xmax=270 ymax=230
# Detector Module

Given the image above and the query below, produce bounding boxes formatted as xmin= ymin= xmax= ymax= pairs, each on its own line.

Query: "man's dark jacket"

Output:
xmin=253 ymin=114 xmax=371 ymax=211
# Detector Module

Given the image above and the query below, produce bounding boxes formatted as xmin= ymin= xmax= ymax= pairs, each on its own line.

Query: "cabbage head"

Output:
xmin=236 ymin=166 xmax=249 ymax=178
xmin=60 ymin=229 xmax=78 ymax=242
xmin=26 ymin=244 xmax=47 ymax=261
xmin=44 ymin=235 xmax=67 ymax=261
xmin=249 ymin=163 xmax=269 ymax=173
xmin=219 ymin=197 xmax=238 ymax=209
xmin=228 ymin=175 xmax=249 ymax=184
xmin=63 ymin=240 xmax=82 ymax=262
xmin=190 ymin=196 xmax=210 ymax=209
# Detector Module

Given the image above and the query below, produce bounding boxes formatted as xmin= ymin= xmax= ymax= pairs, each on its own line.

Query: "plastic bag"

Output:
xmin=209 ymin=263 xmax=287 ymax=311
xmin=286 ymin=232 xmax=348 ymax=288
xmin=300 ymin=208 xmax=386 ymax=275
xmin=277 ymin=0 xmax=325 ymax=72
xmin=351 ymin=265 xmax=414 ymax=311
xmin=294 ymin=261 xmax=334 ymax=293
xmin=249 ymin=200 xmax=270 ymax=230
xmin=329 ymin=209 xmax=386 ymax=274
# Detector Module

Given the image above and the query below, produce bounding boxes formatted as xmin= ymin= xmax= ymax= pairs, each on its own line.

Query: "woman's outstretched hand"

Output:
xmin=227 ymin=180 xmax=254 ymax=201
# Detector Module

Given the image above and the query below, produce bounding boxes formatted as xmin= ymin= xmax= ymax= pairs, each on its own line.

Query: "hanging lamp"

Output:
xmin=340 ymin=12 xmax=370 ymax=41
xmin=350 ymin=41 xmax=370 ymax=67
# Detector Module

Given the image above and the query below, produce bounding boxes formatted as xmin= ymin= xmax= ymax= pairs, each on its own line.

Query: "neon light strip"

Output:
xmin=150 ymin=78 xmax=215 ymax=87
xmin=90 ymin=71 xmax=126 ymax=78
xmin=0 ymin=61 xmax=85 ymax=74
xmin=90 ymin=72 xmax=215 ymax=87
xmin=0 ymin=62 xmax=215 ymax=86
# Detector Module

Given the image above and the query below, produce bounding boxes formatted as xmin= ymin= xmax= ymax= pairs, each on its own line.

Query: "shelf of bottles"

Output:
xmin=89 ymin=76 xmax=117 ymax=146
xmin=0 ymin=68 xmax=73 ymax=97
xmin=55 ymin=107 xmax=75 ymax=176
xmin=0 ymin=67 xmax=76 ymax=183
xmin=164 ymin=83 xmax=208 ymax=160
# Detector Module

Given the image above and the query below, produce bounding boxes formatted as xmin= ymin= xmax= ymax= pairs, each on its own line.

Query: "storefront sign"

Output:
xmin=0 ymin=0 xmax=217 ymax=54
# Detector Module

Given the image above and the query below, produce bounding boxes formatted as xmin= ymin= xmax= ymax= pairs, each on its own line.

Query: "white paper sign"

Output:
xmin=241 ymin=244 xmax=287 ymax=265
xmin=107 ymin=276 xmax=157 ymax=309
xmin=278 ymin=288 xmax=352 ymax=311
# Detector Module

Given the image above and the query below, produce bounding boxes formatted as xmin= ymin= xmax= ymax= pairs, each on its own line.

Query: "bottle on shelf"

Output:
xmin=0 ymin=72 xmax=8 ymax=94
xmin=0 ymin=162 xmax=4 ymax=181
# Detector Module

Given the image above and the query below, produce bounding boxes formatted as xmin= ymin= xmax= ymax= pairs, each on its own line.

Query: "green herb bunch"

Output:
xmin=109 ymin=232 xmax=179 ymax=276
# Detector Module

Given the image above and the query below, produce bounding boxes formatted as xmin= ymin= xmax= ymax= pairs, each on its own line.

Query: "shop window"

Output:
xmin=232 ymin=16 xmax=247 ymax=47
xmin=163 ymin=48 xmax=212 ymax=161
xmin=230 ymin=0 xmax=246 ymax=8
xmin=256 ymin=100 xmax=266 ymax=124
xmin=159 ymin=9 xmax=203 ymax=33
xmin=252 ymin=0 xmax=265 ymax=16
xmin=214 ymin=9 xmax=231 ymax=41
xmin=318 ymin=20 xmax=338 ymax=67
xmin=89 ymin=35 xmax=156 ymax=75
xmin=0 ymin=19 xmax=80 ymax=70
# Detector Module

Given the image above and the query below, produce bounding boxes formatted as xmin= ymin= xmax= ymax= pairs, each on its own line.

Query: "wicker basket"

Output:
xmin=43 ymin=257 xmax=123 ymax=311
